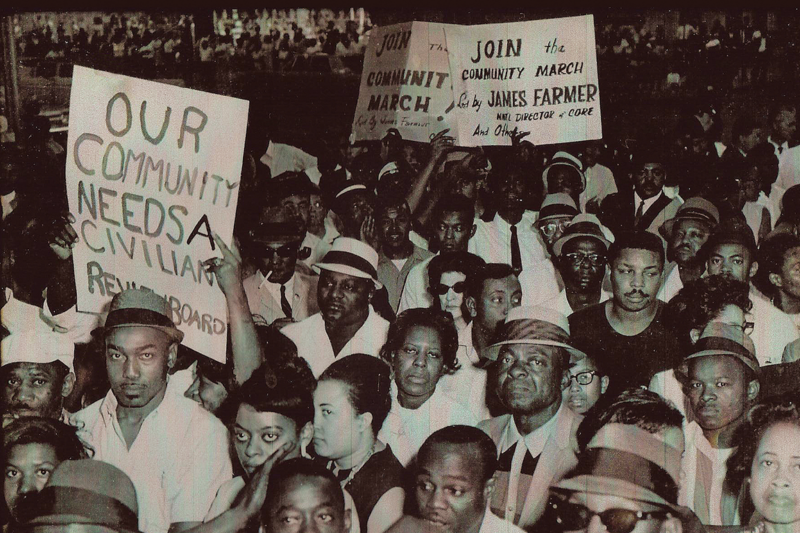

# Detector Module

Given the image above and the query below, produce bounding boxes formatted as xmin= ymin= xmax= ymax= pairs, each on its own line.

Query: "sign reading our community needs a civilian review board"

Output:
xmin=352 ymin=15 xmax=601 ymax=146
xmin=66 ymin=66 xmax=249 ymax=362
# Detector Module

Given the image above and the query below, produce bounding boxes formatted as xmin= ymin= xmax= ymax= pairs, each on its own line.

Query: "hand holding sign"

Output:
xmin=430 ymin=128 xmax=455 ymax=162
xmin=49 ymin=213 xmax=79 ymax=260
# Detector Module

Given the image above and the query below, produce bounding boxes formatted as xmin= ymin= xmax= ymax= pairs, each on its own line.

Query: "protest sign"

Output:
xmin=446 ymin=15 xmax=601 ymax=146
xmin=352 ymin=21 xmax=455 ymax=143
xmin=65 ymin=66 xmax=249 ymax=362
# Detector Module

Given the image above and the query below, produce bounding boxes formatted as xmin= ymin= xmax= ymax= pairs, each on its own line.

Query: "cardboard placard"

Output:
xmin=66 ymin=66 xmax=249 ymax=362
xmin=352 ymin=21 xmax=456 ymax=142
xmin=446 ymin=14 xmax=601 ymax=146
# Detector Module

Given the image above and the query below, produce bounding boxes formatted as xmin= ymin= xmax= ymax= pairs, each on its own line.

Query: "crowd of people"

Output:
xmin=7 ymin=12 xmax=800 ymax=533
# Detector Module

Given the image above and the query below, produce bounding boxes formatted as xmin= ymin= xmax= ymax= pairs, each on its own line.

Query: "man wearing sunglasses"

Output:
xmin=680 ymin=323 xmax=760 ymax=526
xmin=242 ymin=206 xmax=319 ymax=328
xmin=543 ymin=214 xmax=614 ymax=316
xmin=271 ymin=171 xmax=325 ymax=269
xmin=518 ymin=193 xmax=578 ymax=306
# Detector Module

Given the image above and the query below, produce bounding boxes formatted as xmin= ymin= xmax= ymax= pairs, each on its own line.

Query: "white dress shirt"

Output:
xmin=71 ymin=380 xmax=232 ymax=533
xmin=438 ymin=321 xmax=491 ymax=421
xmin=749 ymin=288 xmax=800 ymax=366
xmin=518 ymin=260 xmax=562 ymax=306
xmin=397 ymin=255 xmax=435 ymax=313
xmin=581 ymin=163 xmax=617 ymax=211
xmin=479 ymin=508 xmax=526 ymax=533
xmin=657 ymin=262 xmax=683 ymax=303
xmin=469 ymin=212 xmax=547 ymax=274
xmin=281 ymin=306 xmax=390 ymax=378
xmin=262 ymin=272 xmax=296 ymax=315
xmin=680 ymin=421 xmax=736 ymax=526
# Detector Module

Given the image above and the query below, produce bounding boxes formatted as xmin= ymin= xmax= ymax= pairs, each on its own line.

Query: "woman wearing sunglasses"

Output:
xmin=427 ymin=251 xmax=486 ymax=333
xmin=377 ymin=308 xmax=477 ymax=467
xmin=727 ymin=399 xmax=800 ymax=533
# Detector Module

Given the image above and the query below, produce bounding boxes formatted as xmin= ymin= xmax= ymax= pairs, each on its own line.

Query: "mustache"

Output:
xmin=624 ymin=290 xmax=647 ymax=298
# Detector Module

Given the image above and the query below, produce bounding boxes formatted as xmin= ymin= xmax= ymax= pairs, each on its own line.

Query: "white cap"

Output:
xmin=1 ymin=329 xmax=75 ymax=373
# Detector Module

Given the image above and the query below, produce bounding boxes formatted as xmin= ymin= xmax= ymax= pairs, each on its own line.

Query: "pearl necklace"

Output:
xmin=329 ymin=442 xmax=378 ymax=489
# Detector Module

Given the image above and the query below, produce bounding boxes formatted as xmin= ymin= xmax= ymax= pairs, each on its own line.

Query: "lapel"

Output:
xmin=638 ymin=193 xmax=672 ymax=230
xmin=518 ymin=407 xmax=581 ymax=526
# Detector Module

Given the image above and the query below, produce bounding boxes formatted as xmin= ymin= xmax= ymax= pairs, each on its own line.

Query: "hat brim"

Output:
xmin=553 ymin=233 xmax=611 ymax=257
xmin=483 ymin=339 xmax=586 ymax=362
xmin=92 ymin=324 xmax=185 ymax=344
xmin=25 ymin=515 xmax=142 ymax=533
xmin=543 ymin=162 xmax=587 ymax=192
xmin=552 ymin=475 xmax=679 ymax=511
xmin=682 ymin=349 xmax=760 ymax=375
xmin=661 ymin=214 xmax=716 ymax=239
xmin=312 ymin=263 xmax=383 ymax=290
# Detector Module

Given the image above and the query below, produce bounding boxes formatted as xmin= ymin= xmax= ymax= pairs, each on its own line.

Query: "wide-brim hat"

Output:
xmin=538 ymin=193 xmax=579 ymax=223
xmin=1 ymin=329 xmax=75 ymax=374
xmin=553 ymin=214 xmax=615 ymax=257
xmin=313 ymin=237 xmax=383 ymax=290
xmin=248 ymin=205 xmax=306 ymax=244
xmin=270 ymin=171 xmax=315 ymax=202
xmin=17 ymin=459 xmax=142 ymax=533
xmin=552 ymin=423 xmax=682 ymax=510
xmin=681 ymin=322 xmax=759 ymax=375
xmin=92 ymin=288 xmax=184 ymax=343
xmin=483 ymin=306 xmax=585 ymax=362
xmin=543 ymin=151 xmax=586 ymax=193
xmin=660 ymin=197 xmax=720 ymax=238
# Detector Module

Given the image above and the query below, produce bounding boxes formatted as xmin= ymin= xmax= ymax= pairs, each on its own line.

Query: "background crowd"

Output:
xmin=6 ymin=8 xmax=800 ymax=533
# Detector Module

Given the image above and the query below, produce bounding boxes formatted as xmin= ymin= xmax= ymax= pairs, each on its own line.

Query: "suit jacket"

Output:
xmin=242 ymin=270 xmax=319 ymax=326
xmin=477 ymin=406 xmax=582 ymax=529
xmin=599 ymin=190 xmax=682 ymax=237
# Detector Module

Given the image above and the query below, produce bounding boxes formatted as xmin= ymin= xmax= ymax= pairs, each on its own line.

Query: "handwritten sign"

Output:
xmin=446 ymin=15 xmax=601 ymax=146
xmin=66 ymin=66 xmax=249 ymax=362
xmin=352 ymin=21 xmax=455 ymax=142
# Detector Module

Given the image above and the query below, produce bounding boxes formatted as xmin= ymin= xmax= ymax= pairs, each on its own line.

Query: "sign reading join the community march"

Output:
xmin=352 ymin=21 xmax=455 ymax=143
xmin=446 ymin=15 xmax=601 ymax=146
xmin=66 ymin=66 xmax=249 ymax=362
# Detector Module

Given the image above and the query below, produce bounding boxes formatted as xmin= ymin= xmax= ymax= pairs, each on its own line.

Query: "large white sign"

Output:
xmin=66 ymin=66 xmax=249 ymax=362
xmin=445 ymin=14 xmax=601 ymax=146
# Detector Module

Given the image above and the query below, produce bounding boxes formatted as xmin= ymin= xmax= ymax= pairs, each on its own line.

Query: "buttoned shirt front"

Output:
xmin=262 ymin=272 xmax=296 ymax=315
xmin=281 ymin=305 xmax=390 ymax=378
xmin=469 ymin=212 xmax=548 ymax=274
xmin=71 ymin=380 xmax=232 ymax=533
xmin=378 ymin=245 xmax=434 ymax=313
xmin=438 ymin=321 xmax=490 ymax=421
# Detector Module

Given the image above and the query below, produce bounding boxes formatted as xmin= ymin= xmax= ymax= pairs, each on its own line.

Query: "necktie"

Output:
xmin=280 ymin=285 xmax=292 ymax=318
xmin=634 ymin=200 xmax=645 ymax=228
xmin=510 ymin=225 xmax=522 ymax=272
xmin=779 ymin=145 xmax=784 ymax=155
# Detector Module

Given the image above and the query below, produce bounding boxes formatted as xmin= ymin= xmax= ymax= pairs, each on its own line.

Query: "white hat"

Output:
xmin=1 ymin=329 xmax=75 ymax=373
xmin=313 ymin=237 xmax=383 ymax=289
xmin=542 ymin=151 xmax=586 ymax=193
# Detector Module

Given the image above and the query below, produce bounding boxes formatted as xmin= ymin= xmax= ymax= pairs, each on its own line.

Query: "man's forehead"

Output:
xmin=689 ymin=354 xmax=746 ymax=377
xmin=711 ymin=243 xmax=750 ymax=258
xmin=105 ymin=326 xmax=170 ymax=346
xmin=281 ymin=194 xmax=310 ymax=204
xmin=639 ymin=162 xmax=665 ymax=170
xmin=321 ymin=270 xmax=365 ymax=284
xmin=502 ymin=343 xmax=561 ymax=358
xmin=675 ymin=218 xmax=711 ymax=233
xmin=438 ymin=211 xmax=470 ymax=225
xmin=483 ymin=275 xmax=520 ymax=295
xmin=615 ymin=248 xmax=661 ymax=266
xmin=563 ymin=237 xmax=604 ymax=254
xmin=420 ymin=443 xmax=482 ymax=478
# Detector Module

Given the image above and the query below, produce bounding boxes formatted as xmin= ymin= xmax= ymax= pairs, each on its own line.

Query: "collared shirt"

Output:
xmin=397 ymin=255 xmax=436 ymax=313
xmin=469 ymin=212 xmax=548 ymax=274
xmin=493 ymin=404 xmax=562 ymax=524
xmin=300 ymin=231 xmax=324 ymax=269
xmin=581 ymin=163 xmax=617 ymax=211
xmin=633 ymin=190 xmax=661 ymax=219
xmin=518 ymin=260 xmax=562 ymax=306
xmin=541 ymin=288 xmax=613 ymax=317
xmin=438 ymin=321 xmax=490 ymax=421
xmin=479 ymin=508 xmax=526 ymax=533
xmin=379 ymin=381 xmax=477 ymax=467
xmin=749 ymin=288 xmax=800 ymax=366
xmin=281 ymin=306 xmax=390 ymax=378
xmin=261 ymin=272 xmax=297 ymax=315
xmin=378 ymin=245 xmax=434 ymax=313
xmin=657 ymin=261 xmax=683 ymax=303
xmin=243 ymin=270 xmax=318 ymax=326
xmin=71 ymin=380 xmax=232 ymax=533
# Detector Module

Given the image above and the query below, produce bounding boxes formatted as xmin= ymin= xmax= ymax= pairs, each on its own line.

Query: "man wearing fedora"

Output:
xmin=680 ymin=323 xmax=761 ymax=525
xmin=518 ymin=193 xmax=579 ymax=307
xmin=542 ymin=214 xmax=614 ymax=316
xmin=542 ymin=151 xmax=586 ymax=209
xmin=72 ymin=288 xmax=232 ymax=533
xmin=477 ymin=306 xmax=583 ymax=529
xmin=270 ymin=170 xmax=326 ymax=269
xmin=658 ymin=197 xmax=720 ymax=302
xmin=242 ymin=205 xmax=319 ymax=328
xmin=599 ymin=144 xmax=683 ymax=238
xmin=281 ymin=237 xmax=390 ymax=378
xmin=470 ymin=163 xmax=548 ymax=275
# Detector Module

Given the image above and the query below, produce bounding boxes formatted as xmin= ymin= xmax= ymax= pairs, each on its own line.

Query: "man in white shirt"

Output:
xmin=282 ymin=237 xmax=389 ymax=378
xmin=657 ymin=197 xmax=719 ymax=302
xmin=72 ymin=289 xmax=232 ymax=533
xmin=767 ymin=102 xmax=798 ymax=197
xmin=477 ymin=306 xmax=583 ymax=528
xmin=387 ymin=425 xmax=525 ymax=533
xmin=469 ymin=165 xmax=547 ymax=275
xmin=579 ymin=141 xmax=618 ymax=213
xmin=705 ymin=221 xmax=800 ymax=365
xmin=242 ymin=206 xmax=318 ymax=328
xmin=543 ymin=214 xmax=614 ymax=316
xmin=398 ymin=194 xmax=476 ymax=313
xmin=680 ymin=323 xmax=760 ymax=525
xmin=271 ymin=171 xmax=324 ymax=269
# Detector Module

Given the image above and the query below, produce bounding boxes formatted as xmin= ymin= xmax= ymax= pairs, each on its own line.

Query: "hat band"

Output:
xmin=320 ymin=250 xmax=378 ymax=279
xmin=494 ymin=319 xmax=571 ymax=346
xmin=539 ymin=205 xmax=578 ymax=220
xmin=18 ymin=486 xmax=139 ymax=531
xmin=105 ymin=308 xmax=177 ymax=330
xmin=676 ymin=208 xmax=716 ymax=223
xmin=694 ymin=336 xmax=755 ymax=361
xmin=573 ymin=448 xmax=679 ymax=505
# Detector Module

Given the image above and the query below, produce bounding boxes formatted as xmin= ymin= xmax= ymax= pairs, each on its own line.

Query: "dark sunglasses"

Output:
xmin=254 ymin=243 xmax=301 ymax=259
xmin=429 ymin=281 xmax=467 ymax=295
xmin=548 ymin=497 xmax=671 ymax=533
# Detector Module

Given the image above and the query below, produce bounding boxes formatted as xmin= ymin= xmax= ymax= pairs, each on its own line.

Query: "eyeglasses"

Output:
xmin=547 ymin=497 xmax=671 ymax=533
xmin=564 ymin=252 xmax=606 ymax=266
xmin=721 ymin=321 xmax=755 ymax=335
xmin=539 ymin=219 xmax=571 ymax=238
xmin=569 ymin=371 xmax=599 ymax=386
xmin=254 ymin=243 xmax=300 ymax=259
xmin=429 ymin=282 xmax=466 ymax=295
